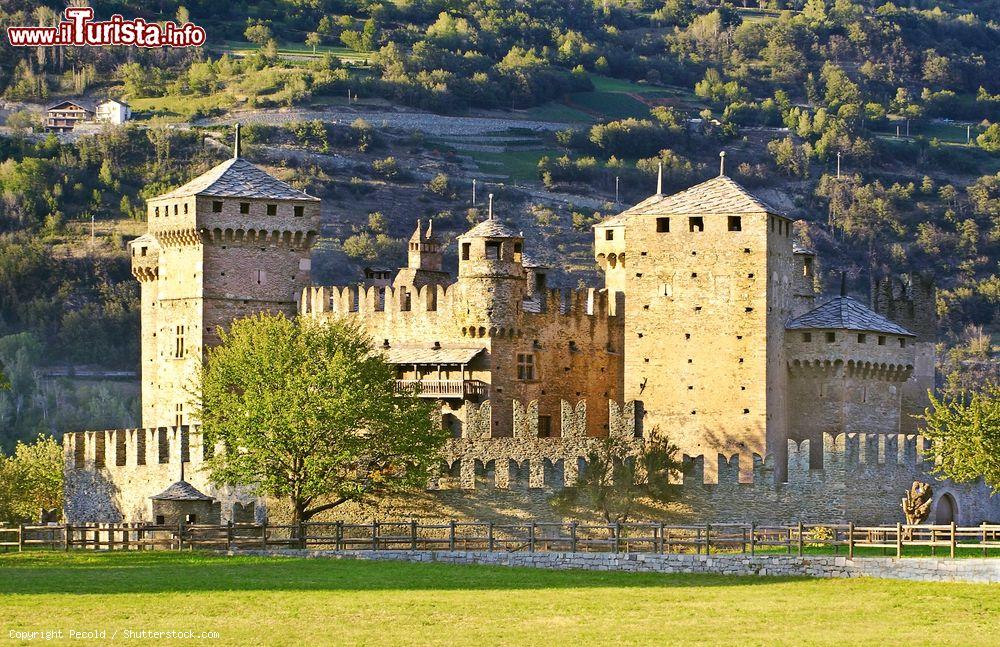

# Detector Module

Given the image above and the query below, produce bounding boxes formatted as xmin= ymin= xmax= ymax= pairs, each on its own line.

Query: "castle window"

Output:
xmin=294 ymin=206 xmax=304 ymax=217
xmin=748 ymin=273 xmax=754 ymax=278
xmin=185 ymin=514 xmax=197 ymax=524
xmin=656 ymin=217 xmax=670 ymax=233
xmin=517 ymin=354 xmax=535 ymax=380
xmin=154 ymin=206 xmax=160 ymax=217
xmin=174 ymin=326 xmax=185 ymax=358
xmin=569 ymin=341 xmax=579 ymax=352
xmin=212 ymin=201 xmax=223 ymax=212
xmin=485 ymin=241 xmax=501 ymax=259
xmin=744 ymin=248 xmax=751 ymax=254
xmin=728 ymin=216 xmax=742 ymax=231
xmin=688 ymin=217 xmax=704 ymax=232
xmin=804 ymin=257 xmax=813 ymax=277
xmin=239 ymin=202 xmax=250 ymax=214
xmin=878 ymin=335 xmax=886 ymax=346
xmin=691 ymin=272 xmax=698 ymax=278
xmin=743 ymin=408 xmax=750 ymax=414
xmin=462 ymin=243 xmax=471 ymax=260
xmin=400 ymin=289 xmax=411 ymax=311
xmin=141 ymin=246 xmax=148 ymax=257
xmin=538 ymin=415 xmax=552 ymax=438
xmin=184 ymin=203 xmax=188 ymax=214
xmin=745 ymin=307 xmax=753 ymax=312
xmin=254 ymin=269 xmax=267 ymax=285
xmin=266 ymin=204 xmax=277 ymax=216
xmin=770 ymin=217 xmax=775 ymax=232
xmin=605 ymin=229 xmax=614 ymax=240
xmin=802 ymin=332 xmax=812 ymax=342
xmin=898 ymin=337 xmax=906 ymax=348
xmin=857 ymin=334 xmax=867 ymax=344
xmin=156 ymin=515 xmax=165 ymax=525
xmin=173 ymin=204 xmax=178 ymax=215
xmin=175 ymin=403 xmax=183 ymax=427
xmin=513 ymin=242 xmax=522 ymax=263
xmin=825 ymin=332 xmax=836 ymax=343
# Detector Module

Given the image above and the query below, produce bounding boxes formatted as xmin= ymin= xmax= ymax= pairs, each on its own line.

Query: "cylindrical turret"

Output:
xmin=457 ymin=204 xmax=526 ymax=330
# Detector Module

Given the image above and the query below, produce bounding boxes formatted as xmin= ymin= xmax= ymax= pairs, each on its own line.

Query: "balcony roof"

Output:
xmin=384 ymin=346 xmax=485 ymax=365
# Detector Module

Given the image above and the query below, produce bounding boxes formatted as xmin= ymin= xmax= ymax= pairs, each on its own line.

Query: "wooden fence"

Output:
xmin=3 ymin=521 xmax=1000 ymax=559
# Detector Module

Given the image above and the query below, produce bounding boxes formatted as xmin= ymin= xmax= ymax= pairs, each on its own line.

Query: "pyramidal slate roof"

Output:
xmin=154 ymin=157 xmax=319 ymax=201
xmin=150 ymin=480 xmax=215 ymax=501
xmin=460 ymin=217 xmax=522 ymax=239
xmin=598 ymin=175 xmax=784 ymax=227
xmin=786 ymin=296 xmax=914 ymax=336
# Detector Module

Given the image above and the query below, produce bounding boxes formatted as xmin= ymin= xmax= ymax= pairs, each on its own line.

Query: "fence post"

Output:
xmin=570 ymin=521 xmax=578 ymax=553
xmin=983 ymin=523 xmax=988 ymax=558
xmin=17 ymin=524 xmax=24 ymax=552
xmin=750 ymin=522 xmax=756 ymax=557
xmin=613 ymin=522 xmax=620 ymax=554
xmin=848 ymin=522 xmax=854 ymax=559
xmin=227 ymin=521 xmax=233 ymax=552
xmin=529 ymin=522 xmax=536 ymax=553
xmin=950 ymin=522 xmax=957 ymax=559
xmin=178 ymin=521 xmax=184 ymax=551
xmin=64 ymin=524 xmax=71 ymax=551
xmin=411 ymin=520 xmax=417 ymax=551
xmin=705 ymin=524 xmax=711 ymax=556
xmin=372 ymin=521 xmax=379 ymax=551
xmin=656 ymin=522 xmax=664 ymax=554
xmin=487 ymin=521 xmax=494 ymax=552
xmin=797 ymin=522 xmax=804 ymax=557
xmin=896 ymin=522 xmax=903 ymax=558
xmin=449 ymin=520 xmax=456 ymax=551
xmin=786 ymin=526 xmax=792 ymax=555
xmin=695 ymin=527 xmax=701 ymax=555
xmin=261 ymin=520 xmax=267 ymax=550
xmin=297 ymin=521 xmax=305 ymax=550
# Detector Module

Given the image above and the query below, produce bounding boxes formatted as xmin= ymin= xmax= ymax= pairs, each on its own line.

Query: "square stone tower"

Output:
xmin=129 ymin=134 xmax=320 ymax=428
xmin=594 ymin=171 xmax=796 ymax=473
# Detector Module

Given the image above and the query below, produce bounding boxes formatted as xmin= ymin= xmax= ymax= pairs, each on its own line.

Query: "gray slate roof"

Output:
xmin=385 ymin=346 xmax=485 ymax=365
xmin=598 ymin=175 xmax=785 ymax=227
xmin=460 ymin=217 xmax=521 ymax=239
xmin=793 ymin=243 xmax=816 ymax=255
xmin=786 ymin=296 xmax=914 ymax=336
xmin=150 ymin=480 xmax=215 ymax=501
xmin=47 ymin=99 xmax=95 ymax=112
xmin=154 ymin=157 xmax=319 ymax=202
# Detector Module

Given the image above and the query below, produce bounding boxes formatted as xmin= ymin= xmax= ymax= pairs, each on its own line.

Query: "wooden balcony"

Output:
xmin=395 ymin=379 xmax=488 ymax=399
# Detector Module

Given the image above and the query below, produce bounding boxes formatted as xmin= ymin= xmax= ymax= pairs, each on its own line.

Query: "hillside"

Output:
xmin=0 ymin=0 xmax=997 ymax=448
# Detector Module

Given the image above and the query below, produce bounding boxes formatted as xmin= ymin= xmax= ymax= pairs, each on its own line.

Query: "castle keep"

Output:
xmin=64 ymin=144 xmax=999 ymax=526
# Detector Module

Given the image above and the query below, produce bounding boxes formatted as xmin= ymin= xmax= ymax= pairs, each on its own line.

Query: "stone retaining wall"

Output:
xmin=229 ymin=548 xmax=1000 ymax=583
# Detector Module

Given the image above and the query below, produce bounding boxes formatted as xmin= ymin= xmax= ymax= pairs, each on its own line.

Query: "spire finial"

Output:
xmin=840 ymin=271 xmax=847 ymax=297
xmin=425 ymin=218 xmax=433 ymax=239
xmin=234 ymin=123 xmax=241 ymax=159
xmin=488 ymin=193 xmax=494 ymax=219
xmin=656 ymin=162 xmax=663 ymax=195
xmin=719 ymin=150 xmax=726 ymax=177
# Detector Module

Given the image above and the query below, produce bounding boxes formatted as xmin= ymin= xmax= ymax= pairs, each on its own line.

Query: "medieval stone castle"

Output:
xmin=64 ymin=135 xmax=999 ymax=526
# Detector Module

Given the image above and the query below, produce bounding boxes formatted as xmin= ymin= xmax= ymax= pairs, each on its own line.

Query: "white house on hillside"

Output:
xmin=96 ymin=99 xmax=131 ymax=125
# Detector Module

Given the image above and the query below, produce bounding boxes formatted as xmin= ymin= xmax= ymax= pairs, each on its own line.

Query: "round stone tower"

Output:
xmin=456 ymin=200 xmax=526 ymax=334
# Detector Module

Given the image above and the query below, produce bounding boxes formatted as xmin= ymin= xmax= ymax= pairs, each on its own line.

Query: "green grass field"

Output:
xmin=1 ymin=551 xmax=998 ymax=646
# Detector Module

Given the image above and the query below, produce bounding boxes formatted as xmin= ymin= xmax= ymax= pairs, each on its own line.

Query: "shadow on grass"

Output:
xmin=0 ymin=550 xmax=811 ymax=596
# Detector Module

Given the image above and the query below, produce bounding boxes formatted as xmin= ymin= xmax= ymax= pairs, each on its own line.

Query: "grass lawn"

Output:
xmin=1 ymin=552 xmax=998 ymax=646
xmin=466 ymin=148 xmax=561 ymax=182
xmin=570 ymin=91 xmax=652 ymax=119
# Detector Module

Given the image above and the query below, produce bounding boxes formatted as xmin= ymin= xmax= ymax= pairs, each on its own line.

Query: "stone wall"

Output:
xmin=230 ymin=548 xmax=1000 ymax=583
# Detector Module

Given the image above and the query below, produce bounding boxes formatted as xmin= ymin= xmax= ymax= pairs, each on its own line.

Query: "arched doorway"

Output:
xmin=935 ymin=493 xmax=957 ymax=524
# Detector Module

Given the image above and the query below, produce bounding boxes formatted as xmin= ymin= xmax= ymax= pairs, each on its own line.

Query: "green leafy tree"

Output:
xmin=305 ymin=32 xmax=322 ymax=54
xmin=976 ymin=123 xmax=1000 ymax=154
xmin=921 ymin=386 xmax=1000 ymax=491
xmin=244 ymin=23 xmax=273 ymax=46
xmin=0 ymin=435 xmax=63 ymax=522
xmin=198 ymin=313 xmax=446 ymax=525
xmin=550 ymin=434 xmax=686 ymax=524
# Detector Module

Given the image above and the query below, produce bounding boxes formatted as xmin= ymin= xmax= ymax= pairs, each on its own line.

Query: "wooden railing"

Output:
xmin=3 ymin=521 xmax=1000 ymax=559
xmin=394 ymin=379 xmax=488 ymax=399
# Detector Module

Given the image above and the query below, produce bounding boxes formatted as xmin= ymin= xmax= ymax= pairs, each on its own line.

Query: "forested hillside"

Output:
xmin=0 ymin=0 xmax=997 ymax=448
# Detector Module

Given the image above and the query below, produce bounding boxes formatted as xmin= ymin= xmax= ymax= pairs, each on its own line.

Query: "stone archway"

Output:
xmin=935 ymin=493 xmax=957 ymax=524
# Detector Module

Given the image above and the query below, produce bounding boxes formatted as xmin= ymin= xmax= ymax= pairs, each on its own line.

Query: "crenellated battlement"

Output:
xmin=786 ymin=358 xmax=914 ymax=382
xmin=62 ymin=426 xmax=215 ymax=472
xmin=300 ymin=284 xmax=620 ymax=331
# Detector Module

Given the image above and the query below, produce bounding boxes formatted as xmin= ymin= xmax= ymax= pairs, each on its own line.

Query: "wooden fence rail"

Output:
xmin=3 ymin=521 xmax=1000 ymax=559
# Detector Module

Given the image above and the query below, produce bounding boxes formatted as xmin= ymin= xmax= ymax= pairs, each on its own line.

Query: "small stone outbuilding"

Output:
xmin=150 ymin=480 xmax=221 ymax=526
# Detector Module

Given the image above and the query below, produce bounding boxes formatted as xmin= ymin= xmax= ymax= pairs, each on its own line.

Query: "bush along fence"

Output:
xmin=3 ymin=521 xmax=1000 ymax=559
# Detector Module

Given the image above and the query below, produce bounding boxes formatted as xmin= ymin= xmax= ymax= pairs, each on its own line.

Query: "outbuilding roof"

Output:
xmin=786 ymin=296 xmax=914 ymax=336
xmin=153 ymin=157 xmax=319 ymax=202
xmin=150 ymin=480 xmax=215 ymax=502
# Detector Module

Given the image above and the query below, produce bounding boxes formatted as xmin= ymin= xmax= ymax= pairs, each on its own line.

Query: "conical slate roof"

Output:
xmin=598 ymin=175 xmax=784 ymax=227
xmin=150 ymin=480 xmax=215 ymax=501
xmin=154 ymin=157 xmax=319 ymax=201
xmin=786 ymin=296 xmax=914 ymax=336
xmin=459 ymin=217 xmax=521 ymax=239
